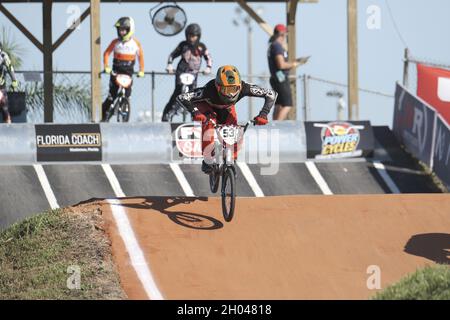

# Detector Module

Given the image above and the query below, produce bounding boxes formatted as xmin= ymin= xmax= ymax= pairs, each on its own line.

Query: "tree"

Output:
xmin=1 ymin=26 xmax=90 ymax=122
xmin=1 ymin=26 xmax=24 ymax=69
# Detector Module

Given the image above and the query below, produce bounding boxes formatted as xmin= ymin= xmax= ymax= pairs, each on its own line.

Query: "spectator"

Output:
xmin=267 ymin=24 xmax=303 ymax=120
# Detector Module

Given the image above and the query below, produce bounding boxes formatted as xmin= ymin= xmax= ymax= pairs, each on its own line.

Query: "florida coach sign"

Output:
xmin=35 ymin=124 xmax=102 ymax=161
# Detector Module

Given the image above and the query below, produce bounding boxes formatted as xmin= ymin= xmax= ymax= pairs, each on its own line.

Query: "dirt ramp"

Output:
xmin=97 ymin=194 xmax=450 ymax=299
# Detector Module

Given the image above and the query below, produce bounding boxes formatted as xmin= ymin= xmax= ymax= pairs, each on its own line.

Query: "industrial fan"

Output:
xmin=150 ymin=2 xmax=187 ymax=36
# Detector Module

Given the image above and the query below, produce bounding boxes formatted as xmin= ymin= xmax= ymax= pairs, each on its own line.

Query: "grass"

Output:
xmin=0 ymin=207 xmax=126 ymax=300
xmin=373 ymin=264 xmax=450 ymax=300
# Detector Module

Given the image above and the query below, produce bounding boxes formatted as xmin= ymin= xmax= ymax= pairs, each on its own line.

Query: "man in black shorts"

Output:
xmin=267 ymin=24 xmax=303 ymax=120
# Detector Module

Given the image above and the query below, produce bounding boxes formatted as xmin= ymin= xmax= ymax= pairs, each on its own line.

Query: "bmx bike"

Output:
xmin=105 ymin=71 xmax=132 ymax=122
xmin=206 ymin=117 xmax=255 ymax=222
xmin=163 ymin=72 xmax=195 ymax=122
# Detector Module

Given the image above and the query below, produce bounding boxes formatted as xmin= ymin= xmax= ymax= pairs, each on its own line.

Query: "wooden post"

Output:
xmin=403 ymin=48 xmax=410 ymax=88
xmin=347 ymin=0 xmax=359 ymax=120
xmin=248 ymin=24 xmax=254 ymax=120
xmin=90 ymin=0 xmax=101 ymax=122
xmin=53 ymin=6 xmax=91 ymax=52
xmin=43 ymin=0 xmax=53 ymax=123
xmin=236 ymin=0 xmax=273 ymax=36
xmin=286 ymin=0 xmax=298 ymax=120
xmin=303 ymin=74 xmax=309 ymax=121
xmin=0 ymin=4 xmax=43 ymax=52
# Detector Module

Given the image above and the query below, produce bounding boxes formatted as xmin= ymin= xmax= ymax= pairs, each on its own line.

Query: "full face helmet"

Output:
xmin=115 ymin=17 xmax=135 ymax=41
xmin=215 ymin=65 xmax=242 ymax=104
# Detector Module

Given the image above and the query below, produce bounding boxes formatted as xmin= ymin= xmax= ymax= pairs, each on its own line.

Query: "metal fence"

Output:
xmin=15 ymin=70 xmax=395 ymax=124
xmin=304 ymin=75 xmax=395 ymax=125
xmin=15 ymin=70 xmax=277 ymax=123
xmin=402 ymin=48 xmax=450 ymax=94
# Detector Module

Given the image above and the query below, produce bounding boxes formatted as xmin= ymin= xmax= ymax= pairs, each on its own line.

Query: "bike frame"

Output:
xmin=107 ymin=72 xmax=131 ymax=122
xmin=209 ymin=118 xmax=253 ymax=169
xmin=207 ymin=118 xmax=254 ymax=222
xmin=167 ymin=73 xmax=196 ymax=122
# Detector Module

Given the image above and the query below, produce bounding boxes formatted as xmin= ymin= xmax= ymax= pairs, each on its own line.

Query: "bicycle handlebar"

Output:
xmin=207 ymin=117 xmax=255 ymax=132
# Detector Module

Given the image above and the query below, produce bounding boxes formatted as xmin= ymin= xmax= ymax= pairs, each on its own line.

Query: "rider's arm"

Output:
xmin=275 ymin=54 xmax=298 ymax=70
xmin=167 ymin=42 xmax=183 ymax=65
xmin=241 ymin=82 xmax=277 ymax=117
xmin=103 ymin=39 xmax=118 ymax=69
xmin=135 ymin=38 xmax=145 ymax=72
xmin=175 ymin=87 xmax=206 ymax=114
xmin=201 ymin=44 xmax=212 ymax=69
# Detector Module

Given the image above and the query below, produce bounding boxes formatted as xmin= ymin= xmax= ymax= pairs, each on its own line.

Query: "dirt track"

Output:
xmin=93 ymin=194 xmax=450 ymax=299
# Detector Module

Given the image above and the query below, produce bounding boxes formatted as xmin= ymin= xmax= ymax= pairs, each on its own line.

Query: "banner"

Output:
xmin=417 ymin=64 xmax=450 ymax=125
xmin=171 ymin=122 xmax=203 ymax=161
xmin=432 ymin=115 xmax=450 ymax=189
xmin=35 ymin=124 xmax=102 ymax=161
xmin=305 ymin=121 xmax=374 ymax=159
xmin=393 ymin=83 xmax=436 ymax=167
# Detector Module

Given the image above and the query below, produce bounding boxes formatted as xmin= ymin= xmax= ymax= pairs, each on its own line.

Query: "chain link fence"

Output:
xmin=304 ymin=75 xmax=395 ymax=125
xmin=15 ymin=70 xmax=283 ymax=123
xmin=15 ymin=70 xmax=395 ymax=124
xmin=402 ymin=48 xmax=450 ymax=94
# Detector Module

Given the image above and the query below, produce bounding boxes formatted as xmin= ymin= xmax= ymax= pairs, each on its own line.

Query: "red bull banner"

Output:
xmin=305 ymin=121 xmax=375 ymax=159
xmin=417 ymin=64 xmax=450 ymax=125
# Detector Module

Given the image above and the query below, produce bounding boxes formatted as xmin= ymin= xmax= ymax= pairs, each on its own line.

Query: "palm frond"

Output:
xmin=0 ymin=26 xmax=25 ymax=69
xmin=24 ymin=74 xmax=91 ymax=122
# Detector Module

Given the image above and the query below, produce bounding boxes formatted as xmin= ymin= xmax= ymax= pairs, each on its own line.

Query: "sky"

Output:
xmin=1 ymin=0 xmax=450 ymax=125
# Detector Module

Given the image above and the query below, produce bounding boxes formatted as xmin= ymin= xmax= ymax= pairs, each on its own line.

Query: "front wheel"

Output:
xmin=209 ymin=165 xmax=220 ymax=193
xmin=221 ymin=166 xmax=236 ymax=222
xmin=117 ymin=97 xmax=130 ymax=122
xmin=105 ymin=101 xmax=116 ymax=122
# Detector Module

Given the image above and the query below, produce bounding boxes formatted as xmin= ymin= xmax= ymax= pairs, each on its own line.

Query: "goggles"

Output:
xmin=218 ymin=85 xmax=241 ymax=96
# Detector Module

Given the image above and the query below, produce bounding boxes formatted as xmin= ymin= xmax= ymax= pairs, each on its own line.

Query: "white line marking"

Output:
xmin=237 ymin=162 xmax=265 ymax=197
xmin=33 ymin=164 xmax=59 ymax=209
xmin=107 ymin=198 xmax=164 ymax=300
xmin=305 ymin=161 xmax=333 ymax=195
xmin=169 ymin=163 xmax=195 ymax=197
xmin=101 ymin=164 xmax=163 ymax=300
xmin=373 ymin=161 xmax=401 ymax=194
xmin=101 ymin=164 xmax=125 ymax=197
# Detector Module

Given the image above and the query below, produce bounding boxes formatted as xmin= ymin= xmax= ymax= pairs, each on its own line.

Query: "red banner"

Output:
xmin=417 ymin=64 xmax=450 ymax=125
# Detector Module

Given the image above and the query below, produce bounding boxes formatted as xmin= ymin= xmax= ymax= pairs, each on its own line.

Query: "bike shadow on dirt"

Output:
xmin=116 ymin=196 xmax=224 ymax=231
xmin=404 ymin=233 xmax=450 ymax=264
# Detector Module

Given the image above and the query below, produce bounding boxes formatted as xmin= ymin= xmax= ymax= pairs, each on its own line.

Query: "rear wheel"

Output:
xmin=221 ymin=166 xmax=236 ymax=222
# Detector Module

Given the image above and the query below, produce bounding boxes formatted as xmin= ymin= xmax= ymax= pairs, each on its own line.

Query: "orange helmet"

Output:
xmin=215 ymin=65 xmax=242 ymax=104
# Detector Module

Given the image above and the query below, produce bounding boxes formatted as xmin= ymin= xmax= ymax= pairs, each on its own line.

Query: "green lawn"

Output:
xmin=0 ymin=207 xmax=125 ymax=299
xmin=373 ymin=264 xmax=450 ymax=300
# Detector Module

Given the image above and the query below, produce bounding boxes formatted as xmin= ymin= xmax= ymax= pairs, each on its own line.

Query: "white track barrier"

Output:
xmin=0 ymin=121 xmax=308 ymax=165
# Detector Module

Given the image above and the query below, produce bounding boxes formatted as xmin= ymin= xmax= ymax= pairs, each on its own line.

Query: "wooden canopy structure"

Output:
xmin=0 ymin=0 xmax=359 ymax=123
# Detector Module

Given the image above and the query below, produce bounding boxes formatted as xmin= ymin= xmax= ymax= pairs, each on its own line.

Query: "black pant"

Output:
xmin=161 ymin=73 xmax=197 ymax=122
xmin=270 ymin=77 xmax=293 ymax=107
xmin=102 ymin=75 xmax=132 ymax=121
